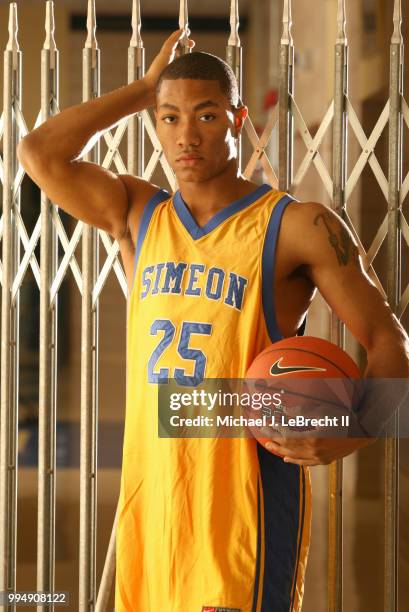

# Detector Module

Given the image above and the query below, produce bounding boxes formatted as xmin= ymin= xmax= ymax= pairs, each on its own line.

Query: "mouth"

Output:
xmin=176 ymin=155 xmax=204 ymax=166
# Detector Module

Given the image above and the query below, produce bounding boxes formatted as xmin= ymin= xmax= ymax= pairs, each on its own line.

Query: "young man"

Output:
xmin=18 ymin=29 xmax=409 ymax=612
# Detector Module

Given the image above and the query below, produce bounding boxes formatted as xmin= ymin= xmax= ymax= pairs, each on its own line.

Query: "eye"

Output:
xmin=162 ymin=115 xmax=177 ymax=123
xmin=199 ymin=114 xmax=216 ymax=122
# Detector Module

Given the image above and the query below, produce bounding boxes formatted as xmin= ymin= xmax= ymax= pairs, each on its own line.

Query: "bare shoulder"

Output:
xmin=279 ymin=199 xmax=359 ymax=272
xmin=281 ymin=199 xmax=344 ymax=233
xmin=116 ymin=174 xmax=169 ymax=247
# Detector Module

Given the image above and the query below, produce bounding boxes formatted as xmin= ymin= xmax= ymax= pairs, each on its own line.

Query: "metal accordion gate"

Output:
xmin=0 ymin=0 xmax=408 ymax=610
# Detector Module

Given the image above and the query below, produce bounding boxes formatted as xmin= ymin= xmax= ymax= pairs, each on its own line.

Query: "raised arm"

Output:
xmin=16 ymin=29 xmax=191 ymax=242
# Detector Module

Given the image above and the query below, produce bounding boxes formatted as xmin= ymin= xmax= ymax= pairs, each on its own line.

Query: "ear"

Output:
xmin=233 ymin=105 xmax=248 ymax=135
xmin=239 ymin=105 xmax=249 ymax=122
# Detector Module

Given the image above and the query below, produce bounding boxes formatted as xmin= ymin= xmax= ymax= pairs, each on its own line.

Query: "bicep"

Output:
xmin=18 ymin=136 xmax=131 ymax=239
xmin=294 ymin=203 xmax=399 ymax=351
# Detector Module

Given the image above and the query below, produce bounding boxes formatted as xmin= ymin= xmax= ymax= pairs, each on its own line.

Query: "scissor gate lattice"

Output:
xmin=0 ymin=1 xmax=407 ymax=611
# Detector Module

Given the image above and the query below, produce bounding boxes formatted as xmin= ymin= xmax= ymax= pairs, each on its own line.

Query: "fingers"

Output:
xmin=166 ymin=29 xmax=195 ymax=51
xmin=264 ymin=437 xmax=321 ymax=463
xmin=282 ymin=457 xmax=323 ymax=466
xmin=169 ymin=28 xmax=185 ymax=43
xmin=144 ymin=29 xmax=195 ymax=90
xmin=175 ymin=36 xmax=196 ymax=56
xmin=160 ymin=29 xmax=195 ymax=64
xmin=263 ymin=440 xmax=324 ymax=466
xmin=159 ymin=29 xmax=183 ymax=57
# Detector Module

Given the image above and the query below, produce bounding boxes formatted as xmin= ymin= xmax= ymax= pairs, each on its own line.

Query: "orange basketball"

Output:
xmin=244 ymin=336 xmax=362 ymax=455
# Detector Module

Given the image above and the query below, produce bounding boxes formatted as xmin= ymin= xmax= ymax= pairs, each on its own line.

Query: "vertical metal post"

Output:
xmin=267 ymin=0 xmax=279 ymax=88
xmin=332 ymin=0 xmax=348 ymax=224
xmin=385 ymin=2 xmax=403 ymax=610
xmin=95 ymin=2 xmax=148 ymax=608
xmin=328 ymin=3 xmax=348 ymax=611
xmin=178 ymin=0 xmax=191 ymax=56
xmin=278 ymin=0 xmax=294 ymax=192
xmin=331 ymin=3 xmax=348 ymax=349
xmin=79 ymin=1 xmax=100 ymax=610
xmin=37 ymin=4 xmax=59 ymax=609
xmin=127 ymin=0 xmax=144 ymax=180
xmin=172 ymin=0 xmax=190 ymax=194
xmin=226 ymin=0 xmax=242 ymax=171
xmin=0 ymin=4 xmax=21 ymax=609
xmin=267 ymin=0 xmax=280 ymax=174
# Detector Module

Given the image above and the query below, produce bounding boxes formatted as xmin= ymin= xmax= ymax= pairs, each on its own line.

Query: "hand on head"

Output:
xmin=144 ymin=29 xmax=195 ymax=92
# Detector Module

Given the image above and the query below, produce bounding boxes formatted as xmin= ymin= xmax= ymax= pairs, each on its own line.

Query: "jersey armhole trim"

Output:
xmin=261 ymin=194 xmax=307 ymax=343
xmin=132 ymin=188 xmax=170 ymax=286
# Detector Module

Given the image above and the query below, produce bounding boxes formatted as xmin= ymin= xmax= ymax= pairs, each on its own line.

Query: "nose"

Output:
xmin=176 ymin=118 xmax=201 ymax=148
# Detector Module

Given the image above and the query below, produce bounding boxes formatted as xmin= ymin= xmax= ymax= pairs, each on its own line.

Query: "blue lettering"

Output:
xmin=185 ymin=263 xmax=205 ymax=296
xmin=152 ymin=262 xmax=166 ymax=295
xmin=224 ymin=273 xmax=248 ymax=310
xmin=162 ymin=262 xmax=188 ymax=294
xmin=140 ymin=262 xmax=248 ymax=310
xmin=141 ymin=265 xmax=154 ymax=299
xmin=205 ymin=267 xmax=225 ymax=300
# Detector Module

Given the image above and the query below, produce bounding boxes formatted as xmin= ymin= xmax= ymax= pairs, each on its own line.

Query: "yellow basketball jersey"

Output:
xmin=115 ymin=184 xmax=312 ymax=612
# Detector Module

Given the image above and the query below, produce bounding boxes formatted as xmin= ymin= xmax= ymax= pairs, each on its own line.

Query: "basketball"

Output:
xmin=244 ymin=336 xmax=362 ymax=454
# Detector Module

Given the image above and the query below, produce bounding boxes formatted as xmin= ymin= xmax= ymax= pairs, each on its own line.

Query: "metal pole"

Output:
xmin=328 ymin=3 xmax=348 ymax=611
xmin=385 ymin=1 xmax=403 ymax=609
xmin=331 ymin=6 xmax=347 ymax=352
xmin=266 ymin=0 xmax=280 ymax=178
xmin=79 ymin=1 xmax=100 ymax=610
xmin=95 ymin=2 xmax=146 ymax=609
xmin=177 ymin=0 xmax=191 ymax=56
xmin=0 ymin=4 xmax=21 ymax=609
xmin=226 ymin=0 xmax=242 ymax=172
xmin=278 ymin=0 xmax=294 ymax=192
xmin=127 ymin=0 xmax=145 ymax=180
xmin=37 ymin=4 xmax=59 ymax=609
xmin=95 ymin=506 xmax=119 ymax=612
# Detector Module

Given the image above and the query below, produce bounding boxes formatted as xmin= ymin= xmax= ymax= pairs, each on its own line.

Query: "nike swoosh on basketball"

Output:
xmin=269 ymin=357 xmax=327 ymax=376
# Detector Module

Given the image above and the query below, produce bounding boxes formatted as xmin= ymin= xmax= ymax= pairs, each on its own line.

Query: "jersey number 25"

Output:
xmin=148 ymin=319 xmax=212 ymax=386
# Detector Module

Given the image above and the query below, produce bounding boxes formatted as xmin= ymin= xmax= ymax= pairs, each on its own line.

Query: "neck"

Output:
xmin=177 ymin=160 xmax=259 ymax=216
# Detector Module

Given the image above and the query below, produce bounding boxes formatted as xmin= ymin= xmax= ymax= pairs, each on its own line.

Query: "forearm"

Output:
xmin=355 ymin=330 xmax=409 ymax=437
xmin=365 ymin=326 xmax=409 ymax=378
xmin=18 ymin=77 xmax=153 ymax=165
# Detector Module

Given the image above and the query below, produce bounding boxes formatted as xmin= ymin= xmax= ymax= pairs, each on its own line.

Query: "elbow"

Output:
xmin=16 ymin=137 xmax=30 ymax=168
xmin=17 ymin=131 xmax=75 ymax=182
xmin=17 ymin=135 xmax=47 ymax=175
xmin=17 ymin=134 xmax=64 ymax=187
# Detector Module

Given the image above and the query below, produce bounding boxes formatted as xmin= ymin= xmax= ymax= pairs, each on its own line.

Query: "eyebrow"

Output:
xmin=158 ymin=100 xmax=221 ymax=111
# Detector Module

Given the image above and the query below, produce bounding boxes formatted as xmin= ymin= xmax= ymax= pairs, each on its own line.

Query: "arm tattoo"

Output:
xmin=313 ymin=211 xmax=359 ymax=266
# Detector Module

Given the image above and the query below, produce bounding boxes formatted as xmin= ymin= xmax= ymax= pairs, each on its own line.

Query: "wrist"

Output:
xmin=140 ymin=75 xmax=157 ymax=107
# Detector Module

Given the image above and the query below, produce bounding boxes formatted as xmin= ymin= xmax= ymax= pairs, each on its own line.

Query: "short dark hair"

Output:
xmin=155 ymin=51 xmax=240 ymax=107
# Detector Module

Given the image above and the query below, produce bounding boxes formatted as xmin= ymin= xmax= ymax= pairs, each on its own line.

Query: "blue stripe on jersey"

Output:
xmin=173 ymin=183 xmax=273 ymax=240
xmin=262 ymin=194 xmax=301 ymax=343
xmin=132 ymin=189 xmax=170 ymax=286
xmin=290 ymin=467 xmax=307 ymax=611
xmin=251 ymin=479 xmax=262 ymax=612
xmin=256 ymin=443 xmax=302 ymax=612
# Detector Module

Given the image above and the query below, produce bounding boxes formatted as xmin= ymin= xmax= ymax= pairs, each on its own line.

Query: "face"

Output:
xmin=154 ymin=79 xmax=247 ymax=184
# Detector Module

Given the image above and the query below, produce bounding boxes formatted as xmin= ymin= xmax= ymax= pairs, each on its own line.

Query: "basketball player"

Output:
xmin=18 ymin=29 xmax=409 ymax=612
